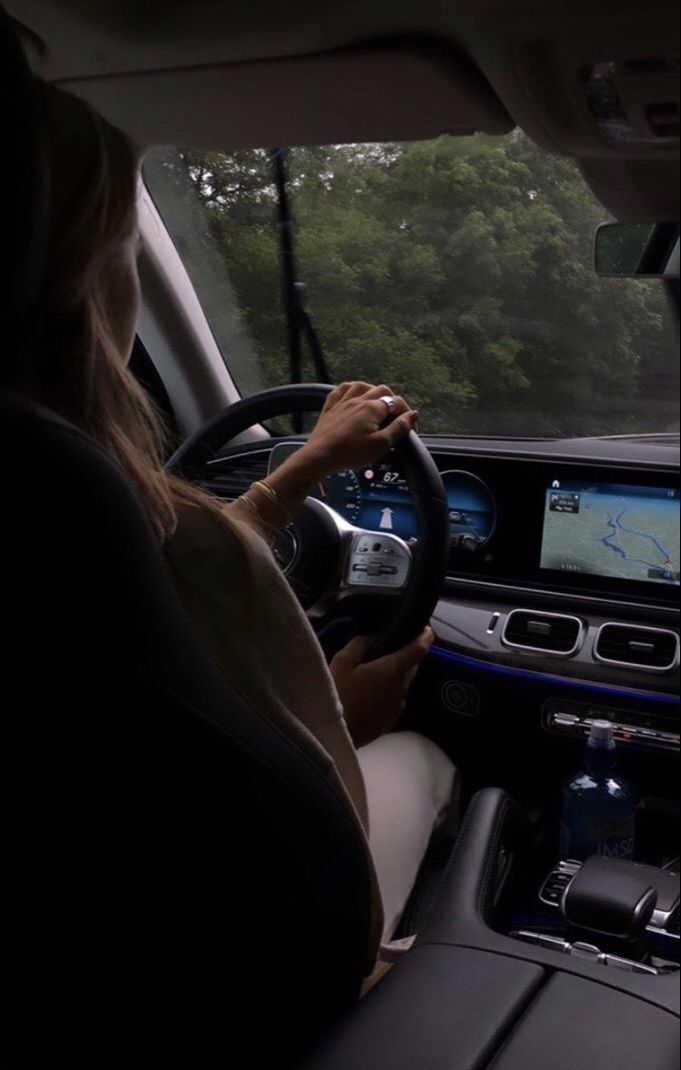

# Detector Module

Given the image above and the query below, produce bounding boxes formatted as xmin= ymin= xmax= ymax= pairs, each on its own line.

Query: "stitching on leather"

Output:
xmin=416 ymin=797 xmax=480 ymax=934
xmin=417 ymin=796 xmax=513 ymax=937
xmin=477 ymin=798 xmax=514 ymax=921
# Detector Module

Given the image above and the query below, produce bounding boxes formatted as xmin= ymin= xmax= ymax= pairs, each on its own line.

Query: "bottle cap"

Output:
xmin=588 ymin=719 xmax=615 ymax=747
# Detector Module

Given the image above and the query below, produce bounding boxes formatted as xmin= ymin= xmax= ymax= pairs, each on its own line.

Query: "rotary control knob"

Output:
xmin=459 ymin=533 xmax=480 ymax=552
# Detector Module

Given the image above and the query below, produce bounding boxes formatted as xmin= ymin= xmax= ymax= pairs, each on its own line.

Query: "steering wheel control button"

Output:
xmin=346 ymin=530 xmax=412 ymax=591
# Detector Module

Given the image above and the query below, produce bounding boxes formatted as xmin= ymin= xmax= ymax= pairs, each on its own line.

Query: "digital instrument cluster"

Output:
xmin=268 ymin=443 xmax=497 ymax=549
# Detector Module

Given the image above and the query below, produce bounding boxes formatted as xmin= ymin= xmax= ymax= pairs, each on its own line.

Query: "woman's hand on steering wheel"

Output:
xmin=304 ymin=382 xmax=418 ymax=475
xmin=264 ymin=381 xmax=419 ymax=522
xmin=330 ymin=627 xmax=434 ymax=747
xmin=165 ymin=380 xmax=448 ymax=660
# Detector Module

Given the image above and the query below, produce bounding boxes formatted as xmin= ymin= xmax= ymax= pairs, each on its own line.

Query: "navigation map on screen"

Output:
xmin=540 ymin=481 xmax=680 ymax=586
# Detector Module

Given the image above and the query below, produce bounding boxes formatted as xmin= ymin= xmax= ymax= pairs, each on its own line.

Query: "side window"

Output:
xmin=143 ymin=148 xmax=274 ymax=397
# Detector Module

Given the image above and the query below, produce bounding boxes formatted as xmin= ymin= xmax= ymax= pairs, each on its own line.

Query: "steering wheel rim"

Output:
xmin=166 ymin=384 xmax=449 ymax=659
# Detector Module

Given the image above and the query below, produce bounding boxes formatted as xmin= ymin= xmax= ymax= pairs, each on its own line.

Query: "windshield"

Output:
xmin=143 ymin=133 xmax=679 ymax=438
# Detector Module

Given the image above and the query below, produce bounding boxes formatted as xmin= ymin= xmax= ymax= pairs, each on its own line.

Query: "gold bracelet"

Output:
xmin=239 ymin=492 xmax=262 ymax=516
xmin=251 ymin=479 xmax=278 ymax=505
xmin=251 ymin=479 xmax=293 ymax=526
xmin=238 ymin=492 xmax=278 ymax=542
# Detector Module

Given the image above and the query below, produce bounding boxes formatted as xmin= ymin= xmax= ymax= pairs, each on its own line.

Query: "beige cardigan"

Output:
xmin=164 ymin=498 xmax=384 ymax=961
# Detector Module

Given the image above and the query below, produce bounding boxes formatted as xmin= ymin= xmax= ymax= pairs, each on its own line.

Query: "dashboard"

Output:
xmin=207 ymin=436 xmax=681 ymax=605
xmin=266 ymin=439 xmax=680 ymax=605
xmin=206 ymin=433 xmax=680 ymax=769
xmin=205 ymin=432 xmax=679 ymax=807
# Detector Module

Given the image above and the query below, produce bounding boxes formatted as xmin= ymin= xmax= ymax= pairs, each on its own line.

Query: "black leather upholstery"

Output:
xmin=415 ymin=787 xmax=532 ymax=942
xmin=301 ymin=946 xmax=545 ymax=1070
xmin=3 ymin=392 xmax=372 ymax=1064
xmin=488 ymin=974 xmax=680 ymax=1070
xmin=302 ymin=790 xmax=680 ymax=1069
xmin=303 ymin=947 xmax=680 ymax=1070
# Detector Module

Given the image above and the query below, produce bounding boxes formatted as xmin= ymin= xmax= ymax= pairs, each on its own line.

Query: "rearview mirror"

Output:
xmin=594 ymin=222 xmax=680 ymax=278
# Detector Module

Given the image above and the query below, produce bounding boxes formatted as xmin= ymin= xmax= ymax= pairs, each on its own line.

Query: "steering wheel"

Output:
xmin=166 ymin=384 xmax=449 ymax=659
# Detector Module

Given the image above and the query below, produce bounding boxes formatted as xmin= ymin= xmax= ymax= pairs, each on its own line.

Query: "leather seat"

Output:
xmin=2 ymin=17 xmax=372 ymax=1064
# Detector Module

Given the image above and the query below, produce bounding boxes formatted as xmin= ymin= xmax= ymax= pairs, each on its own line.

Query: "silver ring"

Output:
xmin=379 ymin=395 xmax=396 ymax=416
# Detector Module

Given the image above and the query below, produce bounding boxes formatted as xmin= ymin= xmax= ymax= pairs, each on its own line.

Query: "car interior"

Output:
xmin=3 ymin=2 xmax=679 ymax=1067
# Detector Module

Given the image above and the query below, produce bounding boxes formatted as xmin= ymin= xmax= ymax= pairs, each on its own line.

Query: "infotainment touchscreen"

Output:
xmin=540 ymin=481 xmax=680 ymax=586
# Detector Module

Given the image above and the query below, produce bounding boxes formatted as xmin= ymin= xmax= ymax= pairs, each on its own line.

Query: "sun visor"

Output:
xmin=580 ymin=156 xmax=680 ymax=221
xmin=56 ymin=40 xmax=513 ymax=150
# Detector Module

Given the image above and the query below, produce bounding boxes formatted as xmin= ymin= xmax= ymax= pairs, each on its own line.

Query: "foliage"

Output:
xmin=143 ymin=133 xmax=678 ymax=436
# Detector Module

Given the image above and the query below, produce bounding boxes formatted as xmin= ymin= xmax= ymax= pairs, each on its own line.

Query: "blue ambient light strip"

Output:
xmin=430 ymin=646 xmax=680 ymax=707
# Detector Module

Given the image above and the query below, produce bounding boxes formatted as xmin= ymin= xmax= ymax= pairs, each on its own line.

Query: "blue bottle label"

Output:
xmin=561 ymin=814 xmax=635 ymax=861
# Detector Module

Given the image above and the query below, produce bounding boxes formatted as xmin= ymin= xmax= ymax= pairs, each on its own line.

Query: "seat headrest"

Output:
xmin=0 ymin=13 xmax=47 ymax=383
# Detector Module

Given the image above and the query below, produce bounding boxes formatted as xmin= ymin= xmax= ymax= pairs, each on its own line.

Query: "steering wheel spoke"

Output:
xmin=300 ymin=500 xmax=411 ymax=610
xmin=343 ymin=528 xmax=412 ymax=594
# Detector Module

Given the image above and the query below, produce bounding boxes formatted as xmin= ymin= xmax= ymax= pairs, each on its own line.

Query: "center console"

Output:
xmin=302 ymin=790 xmax=680 ymax=1070
xmin=540 ymin=858 xmax=680 ymax=937
xmin=513 ymin=856 xmax=681 ymax=977
xmin=422 ymin=447 xmax=680 ymax=786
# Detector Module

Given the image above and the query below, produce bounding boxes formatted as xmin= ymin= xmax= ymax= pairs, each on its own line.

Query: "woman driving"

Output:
xmin=19 ymin=78 xmax=457 ymax=946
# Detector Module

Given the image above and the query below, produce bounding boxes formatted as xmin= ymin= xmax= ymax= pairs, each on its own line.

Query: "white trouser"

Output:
xmin=356 ymin=731 xmax=457 ymax=941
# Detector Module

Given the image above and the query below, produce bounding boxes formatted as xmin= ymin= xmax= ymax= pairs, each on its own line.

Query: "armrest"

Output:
xmin=300 ymin=945 xmax=544 ymax=1070
xmin=488 ymin=974 xmax=680 ymax=1070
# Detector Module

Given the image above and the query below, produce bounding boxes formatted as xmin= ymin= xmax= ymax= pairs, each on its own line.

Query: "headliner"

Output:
xmin=8 ymin=0 xmax=680 ymax=217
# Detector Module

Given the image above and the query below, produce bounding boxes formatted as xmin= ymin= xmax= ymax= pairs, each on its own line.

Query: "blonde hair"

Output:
xmin=23 ymin=82 xmax=221 ymax=538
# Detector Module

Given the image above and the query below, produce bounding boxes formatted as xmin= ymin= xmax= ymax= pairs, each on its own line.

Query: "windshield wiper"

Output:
xmin=269 ymin=147 xmax=330 ymax=431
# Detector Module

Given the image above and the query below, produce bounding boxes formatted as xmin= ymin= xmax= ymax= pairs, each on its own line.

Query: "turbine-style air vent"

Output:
xmin=595 ymin=623 xmax=679 ymax=671
xmin=502 ymin=610 xmax=583 ymax=655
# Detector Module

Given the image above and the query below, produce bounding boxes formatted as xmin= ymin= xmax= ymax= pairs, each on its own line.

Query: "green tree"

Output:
xmin=144 ymin=133 xmax=678 ymax=436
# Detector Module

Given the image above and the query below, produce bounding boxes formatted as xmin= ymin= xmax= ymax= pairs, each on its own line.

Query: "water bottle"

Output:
xmin=560 ymin=720 xmax=638 ymax=861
